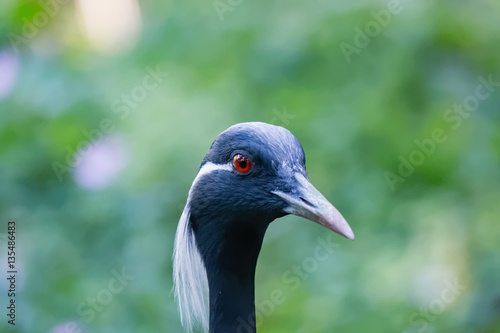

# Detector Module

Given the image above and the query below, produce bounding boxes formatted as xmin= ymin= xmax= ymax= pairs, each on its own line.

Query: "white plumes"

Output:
xmin=173 ymin=205 xmax=209 ymax=332
xmin=173 ymin=162 xmax=233 ymax=332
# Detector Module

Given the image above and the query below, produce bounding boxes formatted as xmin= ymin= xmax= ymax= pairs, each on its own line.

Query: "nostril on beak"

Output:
xmin=299 ymin=197 xmax=316 ymax=208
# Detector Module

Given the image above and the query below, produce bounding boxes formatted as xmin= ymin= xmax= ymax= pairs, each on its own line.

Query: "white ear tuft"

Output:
xmin=173 ymin=204 xmax=209 ymax=332
xmin=173 ymin=162 xmax=233 ymax=332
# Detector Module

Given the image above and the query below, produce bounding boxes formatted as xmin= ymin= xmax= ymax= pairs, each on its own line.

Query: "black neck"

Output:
xmin=192 ymin=215 xmax=270 ymax=333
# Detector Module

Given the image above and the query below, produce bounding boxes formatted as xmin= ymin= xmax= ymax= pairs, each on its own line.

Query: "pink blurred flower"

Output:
xmin=50 ymin=321 xmax=82 ymax=333
xmin=73 ymin=135 xmax=128 ymax=190
xmin=0 ymin=49 xmax=19 ymax=99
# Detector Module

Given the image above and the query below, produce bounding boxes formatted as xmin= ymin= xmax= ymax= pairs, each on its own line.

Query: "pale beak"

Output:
xmin=272 ymin=173 xmax=354 ymax=240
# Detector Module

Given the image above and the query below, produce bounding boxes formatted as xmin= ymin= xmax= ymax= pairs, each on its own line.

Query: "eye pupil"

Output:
xmin=233 ymin=154 xmax=252 ymax=173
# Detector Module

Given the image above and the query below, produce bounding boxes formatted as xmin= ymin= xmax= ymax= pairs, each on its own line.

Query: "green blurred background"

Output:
xmin=1 ymin=0 xmax=499 ymax=332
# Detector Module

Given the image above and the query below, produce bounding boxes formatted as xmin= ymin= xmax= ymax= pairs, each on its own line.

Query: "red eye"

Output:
xmin=233 ymin=154 xmax=252 ymax=173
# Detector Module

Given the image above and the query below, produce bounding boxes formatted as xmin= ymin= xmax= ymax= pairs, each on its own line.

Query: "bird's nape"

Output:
xmin=173 ymin=122 xmax=354 ymax=333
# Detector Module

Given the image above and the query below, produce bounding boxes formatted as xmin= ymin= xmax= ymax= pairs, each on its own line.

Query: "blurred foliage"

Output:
xmin=0 ymin=0 xmax=499 ymax=332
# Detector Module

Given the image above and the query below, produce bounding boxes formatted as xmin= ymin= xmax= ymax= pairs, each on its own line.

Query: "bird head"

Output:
xmin=188 ymin=122 xmax=354 ymax=239
xmin=173 ymin=122 xmax=354 ymax=332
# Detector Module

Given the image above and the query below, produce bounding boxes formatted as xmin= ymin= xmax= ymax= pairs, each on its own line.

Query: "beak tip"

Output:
xmin=337 ymin=226 xmax=355 ymax=240
xmin=319 ymin=211 xmax=354 ymax=241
